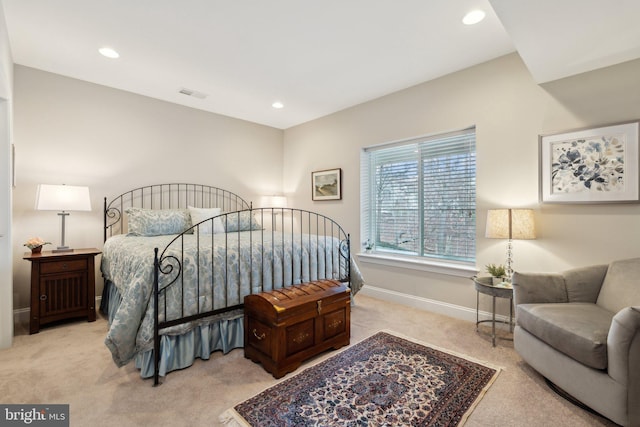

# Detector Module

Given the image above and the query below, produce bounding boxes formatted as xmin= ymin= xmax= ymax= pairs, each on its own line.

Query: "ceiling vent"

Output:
xmin=178 ymin=88 xmax=207 ymax=99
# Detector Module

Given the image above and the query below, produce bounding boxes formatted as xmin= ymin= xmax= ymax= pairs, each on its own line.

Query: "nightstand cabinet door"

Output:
xmin=38 ymin=269 xmax=88 ymax=321
xmin=24 ymin=249 xmax=101 ymax=334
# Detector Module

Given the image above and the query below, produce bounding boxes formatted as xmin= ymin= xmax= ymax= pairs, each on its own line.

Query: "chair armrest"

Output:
xmin=607 ymin=307 xmax=640 ymax=389
xmin=511 ymin=272 xmax=568 ymax=305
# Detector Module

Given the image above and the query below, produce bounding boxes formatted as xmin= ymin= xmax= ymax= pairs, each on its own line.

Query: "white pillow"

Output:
xmin=188 ymin=206 xmax=225 ymax=234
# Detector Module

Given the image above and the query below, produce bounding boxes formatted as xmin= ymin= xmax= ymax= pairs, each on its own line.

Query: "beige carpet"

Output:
xmin=1 ymin=294 xmax=615 ymax=427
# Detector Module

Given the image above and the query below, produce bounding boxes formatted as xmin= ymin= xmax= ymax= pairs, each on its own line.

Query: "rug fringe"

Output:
xmin=218 ymin=408 xmax=251 ymax=427
xmin=458 ymin=360 xmax=501 ymax=426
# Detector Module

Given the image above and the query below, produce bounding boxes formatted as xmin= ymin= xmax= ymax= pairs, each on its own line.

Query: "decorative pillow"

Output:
xmin=188 ymin=206 xmax=225 ymax=234
xmin=126 ymin=207 xmax=192 ymax=236
xmin=223 ymin=211 xmax=263 ymax=232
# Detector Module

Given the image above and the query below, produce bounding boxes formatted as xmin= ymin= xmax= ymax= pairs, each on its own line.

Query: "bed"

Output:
xmin=100 ymin=183 xmax=363 ymax=384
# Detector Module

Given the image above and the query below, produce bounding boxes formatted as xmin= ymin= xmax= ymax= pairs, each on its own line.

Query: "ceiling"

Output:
xmin=2 ymin=1 xmax=640 ymax=130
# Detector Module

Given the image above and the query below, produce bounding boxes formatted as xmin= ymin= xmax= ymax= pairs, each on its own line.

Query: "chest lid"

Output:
xmin=245 ymin=280 xmax=349 ymax=317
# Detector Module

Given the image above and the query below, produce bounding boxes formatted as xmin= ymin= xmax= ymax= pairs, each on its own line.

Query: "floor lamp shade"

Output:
xmin=485 ymin=209 xmax=536 ymax=240
xmin=36 ymin=184 xmax=91 ymax=252
xmin=485 ymin=209 xmax=536 ymax=279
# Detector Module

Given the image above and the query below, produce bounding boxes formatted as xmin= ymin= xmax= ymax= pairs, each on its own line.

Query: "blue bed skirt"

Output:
xmin=103 ymin=281 xmax=244 ymax=378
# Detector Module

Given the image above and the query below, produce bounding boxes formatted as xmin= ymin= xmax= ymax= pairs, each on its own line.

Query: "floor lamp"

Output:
xmin=485 ymin=209 xmax=536 ymax=280
xmin=36 ymin=184 xmax=92 ymax=252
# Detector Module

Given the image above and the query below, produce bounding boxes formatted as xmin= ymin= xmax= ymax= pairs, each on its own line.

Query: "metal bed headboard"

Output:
xmin=104 ymin=183 xmax=251 ymax=241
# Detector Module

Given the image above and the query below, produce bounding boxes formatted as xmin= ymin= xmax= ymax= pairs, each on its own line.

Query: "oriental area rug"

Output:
xmin=220 ymin=331 xmax=500 ymax=426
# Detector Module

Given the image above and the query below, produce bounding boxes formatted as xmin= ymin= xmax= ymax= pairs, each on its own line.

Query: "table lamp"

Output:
xmin=260 ymin=195 xmax=288 ymax=229
xmin=485 ymin=208 xmax=536 ymax=280
xmin=261 ymin=195 xmax=288 ymax=209
xmin=36 ymin=184 xmax=92 ymax=252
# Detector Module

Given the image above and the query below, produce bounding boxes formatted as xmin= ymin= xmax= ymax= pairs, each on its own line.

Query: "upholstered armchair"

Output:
xmin=512 ymin=258 xmax=640 ymax=426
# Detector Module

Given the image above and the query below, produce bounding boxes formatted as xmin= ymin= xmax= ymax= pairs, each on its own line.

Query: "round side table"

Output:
xmin=473 ymin=276 xmax=513 ymax=347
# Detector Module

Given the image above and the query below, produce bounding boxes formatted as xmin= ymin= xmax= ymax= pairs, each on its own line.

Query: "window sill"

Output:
xmin=356 ymin=252 xmax=478 ymax=278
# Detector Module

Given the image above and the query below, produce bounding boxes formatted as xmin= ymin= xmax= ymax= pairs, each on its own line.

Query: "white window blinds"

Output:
xmin=361 ymin=127 xmax=476 ymax=263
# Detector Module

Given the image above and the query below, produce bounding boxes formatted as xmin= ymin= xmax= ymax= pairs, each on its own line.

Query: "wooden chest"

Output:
xmin=244 ymin=280 xmax=351 ymax=378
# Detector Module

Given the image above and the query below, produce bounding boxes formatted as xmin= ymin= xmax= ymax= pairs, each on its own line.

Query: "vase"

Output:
xmin=492 ymin=276 xmax=503 ymax=285
xmin=31 ymin=246 xmax=43 ymax=254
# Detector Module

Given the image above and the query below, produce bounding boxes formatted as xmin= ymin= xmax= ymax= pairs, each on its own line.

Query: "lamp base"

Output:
xmin=53 ymin=246 xmax=73 ymax=253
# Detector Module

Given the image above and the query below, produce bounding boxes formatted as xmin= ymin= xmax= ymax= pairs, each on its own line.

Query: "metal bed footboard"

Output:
xmin=152 ymin=208 xmax=350 ymax=385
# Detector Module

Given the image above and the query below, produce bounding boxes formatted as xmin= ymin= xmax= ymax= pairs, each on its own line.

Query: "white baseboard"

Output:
xmin=358 ymin=285 xmax=511 ymax=326
xmin=15 ymin=291 xmax=510 ymax=331
xmin=13 ymin=306 xmax=29 ymax=328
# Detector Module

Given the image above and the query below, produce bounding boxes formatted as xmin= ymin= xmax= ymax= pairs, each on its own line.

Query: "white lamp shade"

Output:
xmin=261 ymin=195 xmax=288 ymax=208
xmin=485 ymin=209 xmax=536 ymax=240
xmin=36 ymin=184 xmax=92 ymax=211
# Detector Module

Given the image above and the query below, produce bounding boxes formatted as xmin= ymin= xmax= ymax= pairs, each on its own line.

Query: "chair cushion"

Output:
xmin=517 ymin=302 xmax=614 ymax=370
xmin=597 ymin=257 xmax=640 ymax=313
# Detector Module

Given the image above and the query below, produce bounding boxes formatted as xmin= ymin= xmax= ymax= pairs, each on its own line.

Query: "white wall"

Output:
xmin=0 ymin=3 xmax=14 ymax=348
xmin=11 ymin=65 xmax=283 ymax=311
xmin=11 ymin=53 xmax=640 ymax=323
xmin=283 ymin=53 xmax=640 ymax=316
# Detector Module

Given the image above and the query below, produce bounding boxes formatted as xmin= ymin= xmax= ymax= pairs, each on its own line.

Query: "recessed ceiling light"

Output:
xmin=99 ymin=47 xmax=120 ymax=59
xmin=272 ymin=101 xmax=284 ymax=109
xmin=462 ymin=10 xmax=486 ymax=25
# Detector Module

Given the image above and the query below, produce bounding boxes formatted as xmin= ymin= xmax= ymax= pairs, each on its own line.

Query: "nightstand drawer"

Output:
xmin=40 ymin=259 xmax=88 ymax=274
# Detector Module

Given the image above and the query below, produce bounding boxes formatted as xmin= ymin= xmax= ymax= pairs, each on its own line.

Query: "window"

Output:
xmin=361 ymin=127 xmax=476 ymax=264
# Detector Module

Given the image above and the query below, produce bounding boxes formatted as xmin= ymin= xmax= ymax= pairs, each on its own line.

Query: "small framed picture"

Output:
xmin=312 ymin=168 xmax=342 ymax=201
xmin=539 ymin=120 xmax=640 ymax=204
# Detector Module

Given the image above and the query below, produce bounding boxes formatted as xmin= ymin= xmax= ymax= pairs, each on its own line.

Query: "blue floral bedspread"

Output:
xmin=101 ymin=232 xmax=363 ymax=367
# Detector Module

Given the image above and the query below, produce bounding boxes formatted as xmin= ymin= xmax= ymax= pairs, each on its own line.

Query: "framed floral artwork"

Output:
xmin=539 ymin=120 xmax=640 ymax=204
xmin=312 ymin=168 xmax=341 ymax=201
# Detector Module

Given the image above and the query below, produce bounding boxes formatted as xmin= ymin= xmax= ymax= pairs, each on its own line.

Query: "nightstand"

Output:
xmin=23 ymin=248 xmax=101 ymax=334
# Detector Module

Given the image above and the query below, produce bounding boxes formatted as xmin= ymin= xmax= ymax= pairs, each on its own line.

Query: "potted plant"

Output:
xmin=485 ymin=263 xmax=506 ymax=285
xmin=363 ymin=239 xmax=375 ymax=253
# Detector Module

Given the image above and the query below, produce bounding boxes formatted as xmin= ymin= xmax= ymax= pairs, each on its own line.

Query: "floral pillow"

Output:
xmin=125 ymin=207 xmax=192 ymax=236
xmin=188 ymin=206 xmax=225 ymax=234
xmin=223 ymin=211 xmax=263 ymax=232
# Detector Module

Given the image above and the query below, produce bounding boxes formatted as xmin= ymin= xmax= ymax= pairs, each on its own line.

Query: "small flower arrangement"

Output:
xmin=363 ymin=239 xmax=375 ymax=252
xmin=24 ymin=237 xmax=51 ymax=250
